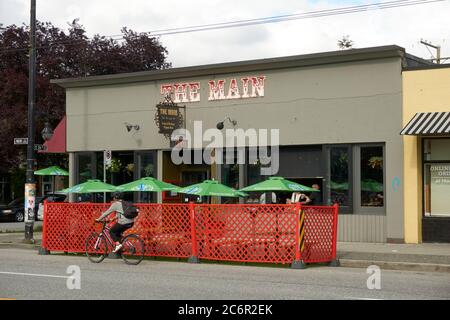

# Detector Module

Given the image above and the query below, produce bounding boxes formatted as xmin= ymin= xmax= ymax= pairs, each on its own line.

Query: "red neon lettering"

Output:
xmin=251 ymin=76 xmax=265 ymax=97
xmin=208 ymin=80 xmax=225 ymax=101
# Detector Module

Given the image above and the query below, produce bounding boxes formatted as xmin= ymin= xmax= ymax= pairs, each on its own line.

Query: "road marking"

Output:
xmin=0 ymin=298 xmax=16 ymax=300
xmin=0 ymin=271 xmax=69 ymax=279
xmin=345 ymin=297 xmax=383 ymax=300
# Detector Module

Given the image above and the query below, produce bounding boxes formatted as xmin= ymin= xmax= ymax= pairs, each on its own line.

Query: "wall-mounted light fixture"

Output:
xmin=124 ymin=122 xmax=140 ymax=132
xmin=216 ymin=117 xmax=237 ymax=130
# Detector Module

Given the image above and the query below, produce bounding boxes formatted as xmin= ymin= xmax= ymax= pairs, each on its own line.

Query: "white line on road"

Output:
xmin=345 ymin=297 xmax=383 ymax=300
xmin=0 ymin=271 xmax=69 ymax=279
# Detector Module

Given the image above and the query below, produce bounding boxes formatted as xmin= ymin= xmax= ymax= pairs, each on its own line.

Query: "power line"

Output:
xmin=0 ymin=0 xmax=446 ymax=55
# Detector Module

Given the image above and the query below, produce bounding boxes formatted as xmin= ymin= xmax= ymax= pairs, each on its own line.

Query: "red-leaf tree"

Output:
xmin=0 ymin=20 xmax=171 ymax=200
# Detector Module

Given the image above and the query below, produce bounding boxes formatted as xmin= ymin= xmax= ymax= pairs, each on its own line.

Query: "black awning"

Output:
xmin=400 ymin=112 xmax=450 ymax=135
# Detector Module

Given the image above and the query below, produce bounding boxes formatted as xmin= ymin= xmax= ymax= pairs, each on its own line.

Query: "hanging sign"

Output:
xmin=155 ymin=97 xmax=184 ymax=137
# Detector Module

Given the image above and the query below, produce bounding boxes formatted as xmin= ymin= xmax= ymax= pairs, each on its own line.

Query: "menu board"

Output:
xmin=156 ymin=103 xmax=183 ymax=135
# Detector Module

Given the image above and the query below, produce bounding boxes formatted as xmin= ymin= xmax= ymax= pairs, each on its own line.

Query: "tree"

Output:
xmin=337 ymin=35 xmax=354 ymax=50
xmin=0 ymin=20 xmax=171 ymax=200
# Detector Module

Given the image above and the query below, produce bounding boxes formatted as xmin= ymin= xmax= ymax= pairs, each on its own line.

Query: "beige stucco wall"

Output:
xmin=66 ymin=58 xmax=403 ymax=150
xmin=403 ymin=67 xmax=450 ymax=243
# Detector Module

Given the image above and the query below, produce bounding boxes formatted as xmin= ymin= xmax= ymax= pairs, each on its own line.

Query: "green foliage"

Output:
xmin=338 ymin=35 xmax=354 ymax=50
xmin=10 ymin=168 xmax=26 ymax=199
xmin=0 ymin=19 xmax=171 ymax=174
xmin=106 ymin=158 xmax=122 ymax=173
xmin=144 ymin=164 xmax=154 ymax=177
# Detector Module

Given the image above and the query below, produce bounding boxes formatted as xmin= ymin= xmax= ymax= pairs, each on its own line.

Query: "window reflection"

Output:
xmin=221 ymin=150 xmax=240 ymax=204
xmin=78 ymin=154 xmax=92 ymax=183
xmin=360 ymin=146 xmax=384 ymax=207
xmin=330 ymin=147 xmax=350 ymax=207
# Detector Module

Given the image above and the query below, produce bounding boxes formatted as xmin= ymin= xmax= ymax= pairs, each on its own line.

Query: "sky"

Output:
xmin=1 ymin=0 xmax=449 ymax=67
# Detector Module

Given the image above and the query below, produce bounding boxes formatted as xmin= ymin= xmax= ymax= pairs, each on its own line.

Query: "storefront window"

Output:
xmin=247 ymin=147 xmax=265 ymax=186
xmin=360 ymin=146 xmax=384 ymax=207
xmin=77 ymin=153 xmax=93 ymax=183
xmin=140 ymin=152 xmax=156 ymax=178
xmin=221 ymin=150 xmax=240 ymax=204
xmin=424 ymin=139 xmax=450 ymax=217
xmin=96 ymin=152 xmax=104 ymax=182
xmin=138 ymin=151 xmax=156 ymax=203
xmin=330 ymin=147 xmax=351 ymax=208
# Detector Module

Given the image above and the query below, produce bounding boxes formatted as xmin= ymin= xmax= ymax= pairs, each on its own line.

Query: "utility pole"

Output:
xmin=24 ymin=0 xmax=37 ymax=242
xmin=420 ymin=40 xmax=441 ymax=64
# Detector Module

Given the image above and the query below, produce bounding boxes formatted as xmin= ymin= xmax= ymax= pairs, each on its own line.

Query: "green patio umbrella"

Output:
xmin=240 ymin=176 xmax=318 ymax=193
xmin=361 ymin=179 xmax=383 ymax=193
xmin=178 ymin=180 xmax=247 ymax=198
xmin=55 ymin=188 xmax=70 ymax=194
xmin=34 ymin=166 xmax=69 ymax=176
xmin=34 ymin=166 xmax=69 ymax=193
xmin=116 ymin=177 xmax=180 ymax=192
xmin=330 ymin=181 xmax=349 ymax=191
xmin=60 ymin=179 xmax=117 ymax=194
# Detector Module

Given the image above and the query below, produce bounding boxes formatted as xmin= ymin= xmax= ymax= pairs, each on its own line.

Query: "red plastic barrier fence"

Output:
xmin=42 ymin=202 xmax=339 ymax=265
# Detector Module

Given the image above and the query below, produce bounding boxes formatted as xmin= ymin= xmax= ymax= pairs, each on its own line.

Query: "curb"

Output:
xmin=0 ymin=241 xmax=41 ymax=251
xmin=339 ymin=259 xmax=450 ymax=273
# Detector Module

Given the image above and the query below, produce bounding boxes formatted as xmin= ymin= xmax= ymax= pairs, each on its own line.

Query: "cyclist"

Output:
xmin=95 ymin=192 xmax=134 ymax=253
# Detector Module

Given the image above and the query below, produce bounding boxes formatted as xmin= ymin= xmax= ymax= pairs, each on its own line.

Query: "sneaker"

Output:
xmin=112 ymin=243 xmax=123 ymax=253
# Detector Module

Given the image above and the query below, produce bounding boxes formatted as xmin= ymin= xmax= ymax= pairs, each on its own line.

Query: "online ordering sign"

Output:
xmin=430 ymin=164 xmax=450 ymax=216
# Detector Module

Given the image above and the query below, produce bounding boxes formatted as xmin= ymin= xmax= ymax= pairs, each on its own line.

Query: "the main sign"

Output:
xmin=160 ymin=75 xmax=266 ymax=103
xmin=155 ymin=99 xmax=184 ymax=136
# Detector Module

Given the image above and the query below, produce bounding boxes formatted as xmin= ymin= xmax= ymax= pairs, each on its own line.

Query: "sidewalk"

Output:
xmin=337 ymin=242 xmax=450 ymax=273
xmin=0 ymin=232 xmax=42 ymax=250
xmin=0 ymin=232 xmax=449 ymax=272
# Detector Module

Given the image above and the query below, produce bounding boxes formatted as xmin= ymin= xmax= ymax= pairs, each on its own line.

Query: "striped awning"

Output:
xmin=400 ymin=112 xmax=450 ymax=135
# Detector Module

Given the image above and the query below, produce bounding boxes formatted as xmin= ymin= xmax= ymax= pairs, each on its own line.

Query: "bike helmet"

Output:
xmin=111 ymin=191 xmax=123 ymax=200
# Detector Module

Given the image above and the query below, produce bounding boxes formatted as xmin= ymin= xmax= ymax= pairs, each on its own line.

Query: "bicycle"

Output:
xmin=85 ymin=220 xmax=145 ymax=265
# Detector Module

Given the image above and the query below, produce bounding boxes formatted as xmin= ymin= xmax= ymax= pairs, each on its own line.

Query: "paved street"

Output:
xmin=0 ymin=248 xmax=449 ymax=300
xmin=0 ymin=221 xmax=42 ymax=233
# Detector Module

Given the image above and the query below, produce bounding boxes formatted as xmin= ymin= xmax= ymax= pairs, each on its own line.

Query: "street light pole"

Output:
xmin=24 ymin=0 xmax=37 ymax=242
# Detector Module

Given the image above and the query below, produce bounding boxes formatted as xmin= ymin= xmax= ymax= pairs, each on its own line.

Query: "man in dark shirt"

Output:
xmin=306 ymin=184 xmax=322 ymax=205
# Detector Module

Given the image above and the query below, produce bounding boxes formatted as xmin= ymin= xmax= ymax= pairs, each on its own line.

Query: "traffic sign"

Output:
xmin=34 ymin=144 xmax=47 ymax=151
xmin=104 ymin=150 xmax=112 ymax=166
xmin=14 ymin=138 xmax=28 ymax=145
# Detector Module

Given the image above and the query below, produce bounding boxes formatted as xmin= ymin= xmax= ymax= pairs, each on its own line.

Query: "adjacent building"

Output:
xmin=402 ymin=65 xmax=450 ymax=243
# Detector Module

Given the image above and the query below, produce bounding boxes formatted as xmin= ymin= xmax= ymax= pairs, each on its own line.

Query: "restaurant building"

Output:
xmin=402 ymin=65 xmax=450 ymax=243
xmin=51 ymin=45 xmax=431 ymax=243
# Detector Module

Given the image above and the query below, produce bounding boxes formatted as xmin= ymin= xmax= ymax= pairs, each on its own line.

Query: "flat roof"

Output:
xmin=52 ymin=45 xmax=408 ymax=88
xmin=403 ymin=64 xmax=450 ymax=71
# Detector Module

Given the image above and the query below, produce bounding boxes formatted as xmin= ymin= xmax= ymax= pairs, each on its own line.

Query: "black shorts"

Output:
xmin=109 ymin=222 xmax=133 ymax=243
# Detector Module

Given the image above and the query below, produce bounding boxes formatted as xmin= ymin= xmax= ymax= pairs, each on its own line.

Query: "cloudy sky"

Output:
xmin=1 ymin=0 xmax=449 ymax=67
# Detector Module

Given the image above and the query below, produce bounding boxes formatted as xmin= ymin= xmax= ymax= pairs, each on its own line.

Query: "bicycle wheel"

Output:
xmin=85 ymin=232 xmax=108 ymax=263
xmin=121 ymin=234 xmax=144 ymax=265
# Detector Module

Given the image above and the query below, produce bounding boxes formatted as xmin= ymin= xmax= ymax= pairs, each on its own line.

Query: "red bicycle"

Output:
xmin=85 ymin=220 xmax=144 ymax=265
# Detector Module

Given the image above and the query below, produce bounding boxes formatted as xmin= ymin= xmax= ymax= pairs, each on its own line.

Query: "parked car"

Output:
xmin=0 ymin=196 xmax=48 ymax=222
xmin=0 ymin=198 xmax=25 ymax=222
xmin=37 ymin=193 xmax=67 ymax=221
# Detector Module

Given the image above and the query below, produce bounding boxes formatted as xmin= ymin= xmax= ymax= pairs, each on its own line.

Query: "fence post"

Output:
xmin=329 ymin=203 xmax=340 ymax=267
xmin=188 ymin=202 xmax=199 ymax=263
xmin=291 ymin=202 xmax=306 ymax=269
xmin=38 ymin=199 xmax=50 ymax=255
